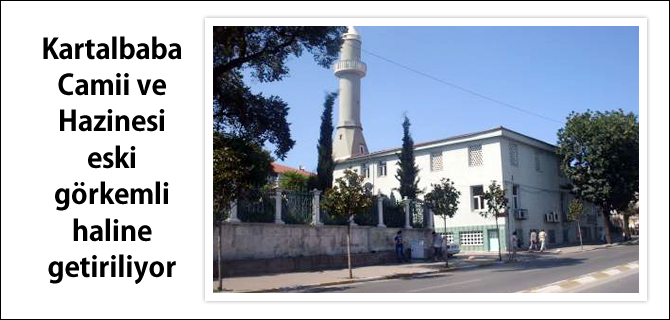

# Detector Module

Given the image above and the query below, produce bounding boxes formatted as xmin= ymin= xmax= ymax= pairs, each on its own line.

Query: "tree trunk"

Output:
xmin=495 ymin=214 xmax=502 ymax=262
xmin=602 ymin=207 xmax=613 ymax=244
xmin=217 ymin=222 xmax=223 ymax=291
xmin=346 ymin=223 xmax=353 ymax=279
xmin=623 ymin=212 xmax=631 ymax=240
xmin=444 ymin=218 xmax=448 ymax=268
xmin=577 ymin=220 xmax=583 ymax=251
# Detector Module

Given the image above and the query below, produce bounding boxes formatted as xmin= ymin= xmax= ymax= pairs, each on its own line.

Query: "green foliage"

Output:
xmin=481 ymin=181 xmax=509 ymax=218
xmin=279 ymin=171 xmax=310 ymax=192
xmin=556 ymin=109 xmax=639 ymax=212
xmin=556 ymin=109 xmax=639 ymax=243
xmin=212 ymin=27 xmax=345 ymax=217
xmin=567 ymin=198 xmax=584 ymax=222
xmin=321 ymin=169 xmax=373 ymax=222
xmin=395 ymin=115 xmax=421 ymax=199
xmin=213 ymin=27 xmax=345 ymax=159
xmin=316 ymin=92 xmax=338 ymax=191
xmin=213 ymin=131 xmax=272 ymax=217
xmin=425 ymin=178 xmax=461 ymax=220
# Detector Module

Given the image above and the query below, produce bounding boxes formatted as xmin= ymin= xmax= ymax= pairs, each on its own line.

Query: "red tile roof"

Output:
xmin=271 ymin=163 xmax=315 ymax=177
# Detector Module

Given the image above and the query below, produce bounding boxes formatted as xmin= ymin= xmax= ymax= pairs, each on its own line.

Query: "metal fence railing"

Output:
xmin=281 ymin=191 xmax=313 ymax=225
xmin=238 ymin=191 xmax=274 ymax=223
xmin=218 ymin=189 xmax=433 ymax=230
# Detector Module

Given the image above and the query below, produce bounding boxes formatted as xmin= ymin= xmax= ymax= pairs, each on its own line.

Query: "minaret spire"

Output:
xmin=332 ymin=26 xmax=368 ymax=161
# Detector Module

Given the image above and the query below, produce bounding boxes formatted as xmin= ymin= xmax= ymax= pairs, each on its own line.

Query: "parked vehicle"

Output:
xmin=445 ymin=242 xmax=460 ymax=257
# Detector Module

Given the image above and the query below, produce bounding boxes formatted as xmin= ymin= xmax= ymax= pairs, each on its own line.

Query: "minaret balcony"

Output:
xmin=334 ymin=60 xmax=367 ymax=77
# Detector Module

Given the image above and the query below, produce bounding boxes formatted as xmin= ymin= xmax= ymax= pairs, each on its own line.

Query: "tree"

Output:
xmin=278 ymin=171 xmax=310 ymax=192
xmin=321 ymin=169 xmax=373 ymax=279
xmin=556 ymin=109 xmax=639 ymax=244
xmin=568 ymin=198 xmax=585 ymax=251
xmin=212 ymin=132 xmax=272 ymax=292
xmin=212 ymin=27 xmax=346 ymax=209
xmin=213 ymin=26 xmax=345 ymax=159
xmin=481 ymin=181 xmax=508 ymax=261
xmin=316 ymin=92 xmax=338 ymax=191
xmin=395 ymin=115 xmax=421 ymax=199
xmin=424 ymin=178 xmax=461 ymax=267
xmin=213 ymin=131 xmax=272 ymax=211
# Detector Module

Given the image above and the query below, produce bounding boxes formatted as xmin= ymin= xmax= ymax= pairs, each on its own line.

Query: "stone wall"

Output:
xmin=213 ymin=223 xmax=432 ymax=277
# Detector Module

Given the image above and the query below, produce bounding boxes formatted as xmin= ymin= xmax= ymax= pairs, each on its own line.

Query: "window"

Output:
xmin=512 ymin=185 xmax=519 ymax=209
xmin=468 ymin=144 xmax=483 ymax=167
xmin=534 ymin=151 xmax=541 ymax=171
xmin=509 ymin=143 xmax=519 ymax=167
xmin=430 ymin=152 xmax=443 ymax=171
xmin=471 ymin=185 xmax=485 ymax=211
xmin=360 ymin=164 xmax=370 ymax=178
xmin=444 ymin=232 xmax=454 ymax=244
xmin=359 ymin=144 xmax=365 ymax=154
xmin=378 ymin=161 xmax=387 ymax=177
xmin=339 ymin=134 xmax=342 ymax=140
xmin=460 ymin=231 xmax=484 ymax=246
xmin=560 ymin=192 xmax=568 ymax=222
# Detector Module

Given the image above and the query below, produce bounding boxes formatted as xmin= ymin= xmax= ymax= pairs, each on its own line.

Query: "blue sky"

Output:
xmin=246 ymin=26 xmax=639 ymax=171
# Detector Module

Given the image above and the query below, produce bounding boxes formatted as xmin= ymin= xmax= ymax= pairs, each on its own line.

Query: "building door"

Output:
xmin=488 ymin=229 xmax=499 ymax=252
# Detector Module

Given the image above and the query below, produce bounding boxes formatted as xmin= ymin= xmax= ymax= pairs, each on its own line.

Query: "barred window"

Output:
xmin=460 ymin=231 xmax=484 ymax=246
xmin=444 ymin=232 xmax=454 ymax=244
xmin=360 ymin=163 xmax=370 ymax=178
xmin=469 ymin=144 xmax=483 ymax=167
xmin=534 ymin=151 xmax=542 ymax=171
xmin=509 ymin=143 xmax=519 ymax=167
xmin=378 ymin=161 xmax=387 ymax=177
xmin=430 ymin=152 xmax=443 ymax=171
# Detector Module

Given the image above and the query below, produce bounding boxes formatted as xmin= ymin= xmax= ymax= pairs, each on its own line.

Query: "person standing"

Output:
xmin=529 ymin=230 xmax=538 ymax=251
xmin=510 ymin=231 xmax=518 ymax=261
xmin=539 ymin=229 xmax=547 ymax=252
xmin=394 ymin=230 xmax=408 ymax=263
xmin=432 ymin=231 xmax=443 ymax=262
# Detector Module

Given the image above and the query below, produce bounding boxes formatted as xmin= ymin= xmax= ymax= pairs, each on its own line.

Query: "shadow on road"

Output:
xmin=493 ymin=256 xmax=587 ymax=273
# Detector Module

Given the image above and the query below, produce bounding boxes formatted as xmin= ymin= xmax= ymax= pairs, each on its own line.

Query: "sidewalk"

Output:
xmin=214 ymin=239 xmax=639 ymax=293
xmin=517 ymin=238 xmax=639 ymax=256
xmin=215 ymin=255 xmax=503 ymax=293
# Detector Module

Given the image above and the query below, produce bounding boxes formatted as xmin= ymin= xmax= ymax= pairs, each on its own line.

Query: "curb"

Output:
xmin=230 ymin=260 xmax=508 ymax=293
xmin=518 ymin=260 xmax=639 ymax=293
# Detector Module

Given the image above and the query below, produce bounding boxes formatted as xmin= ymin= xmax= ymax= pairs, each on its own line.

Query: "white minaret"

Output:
xmin=333 ymin=26 xmax=368 ymax=161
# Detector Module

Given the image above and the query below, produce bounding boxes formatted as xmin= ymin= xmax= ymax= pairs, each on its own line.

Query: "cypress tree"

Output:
xmin=316 ymin=92 xmax=338 ymax=191
xmin=395 ymin=115 xmax=421 ymax=199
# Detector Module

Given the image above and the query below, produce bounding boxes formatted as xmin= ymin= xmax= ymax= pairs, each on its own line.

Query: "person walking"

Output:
xmin=529 ymin=230 xmax=538 ymax=251
xmin=510 ymin=231 xmax=518 ymax=261
xmin=394 ymin=230 xmax=408 ymax=263
xmin=539 ymin=229 xmax=547 ymax=252
xmin=432 ymin=231 xmax=443 ymax=262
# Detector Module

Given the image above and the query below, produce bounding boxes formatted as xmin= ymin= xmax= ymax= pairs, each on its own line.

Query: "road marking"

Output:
xmin=534 ymin=285 xmax=562 ymax=293
xmin=519 ymin=260 xmax=639 ymax=293
xmin=574 ymin=276 xmax=597 ymax=284
xmin=603 ymin=269 xmax=621 ymax=276
xmin=407 ymin=279 xmax=481 ymax=293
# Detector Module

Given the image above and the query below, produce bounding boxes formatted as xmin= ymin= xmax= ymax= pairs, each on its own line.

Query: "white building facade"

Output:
xmin=333 ymin=127 xmax=604 ymax=252
xmin=331 ymin=28 xmax=603 ymax=253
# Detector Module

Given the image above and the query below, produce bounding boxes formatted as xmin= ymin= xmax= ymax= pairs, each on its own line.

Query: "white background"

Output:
xmin=2 ymin=1 xmax=668 ymax=319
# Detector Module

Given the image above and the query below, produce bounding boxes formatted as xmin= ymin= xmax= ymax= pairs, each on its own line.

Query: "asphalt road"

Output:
xmin=294 ymin=244 xmax=639 ymax=293
xmin=576 ymin=269 xmax=639 ymax=293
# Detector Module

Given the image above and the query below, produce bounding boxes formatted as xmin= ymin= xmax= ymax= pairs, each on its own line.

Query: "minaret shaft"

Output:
xmin=333 ymin=26 xmax=368 ymax=161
